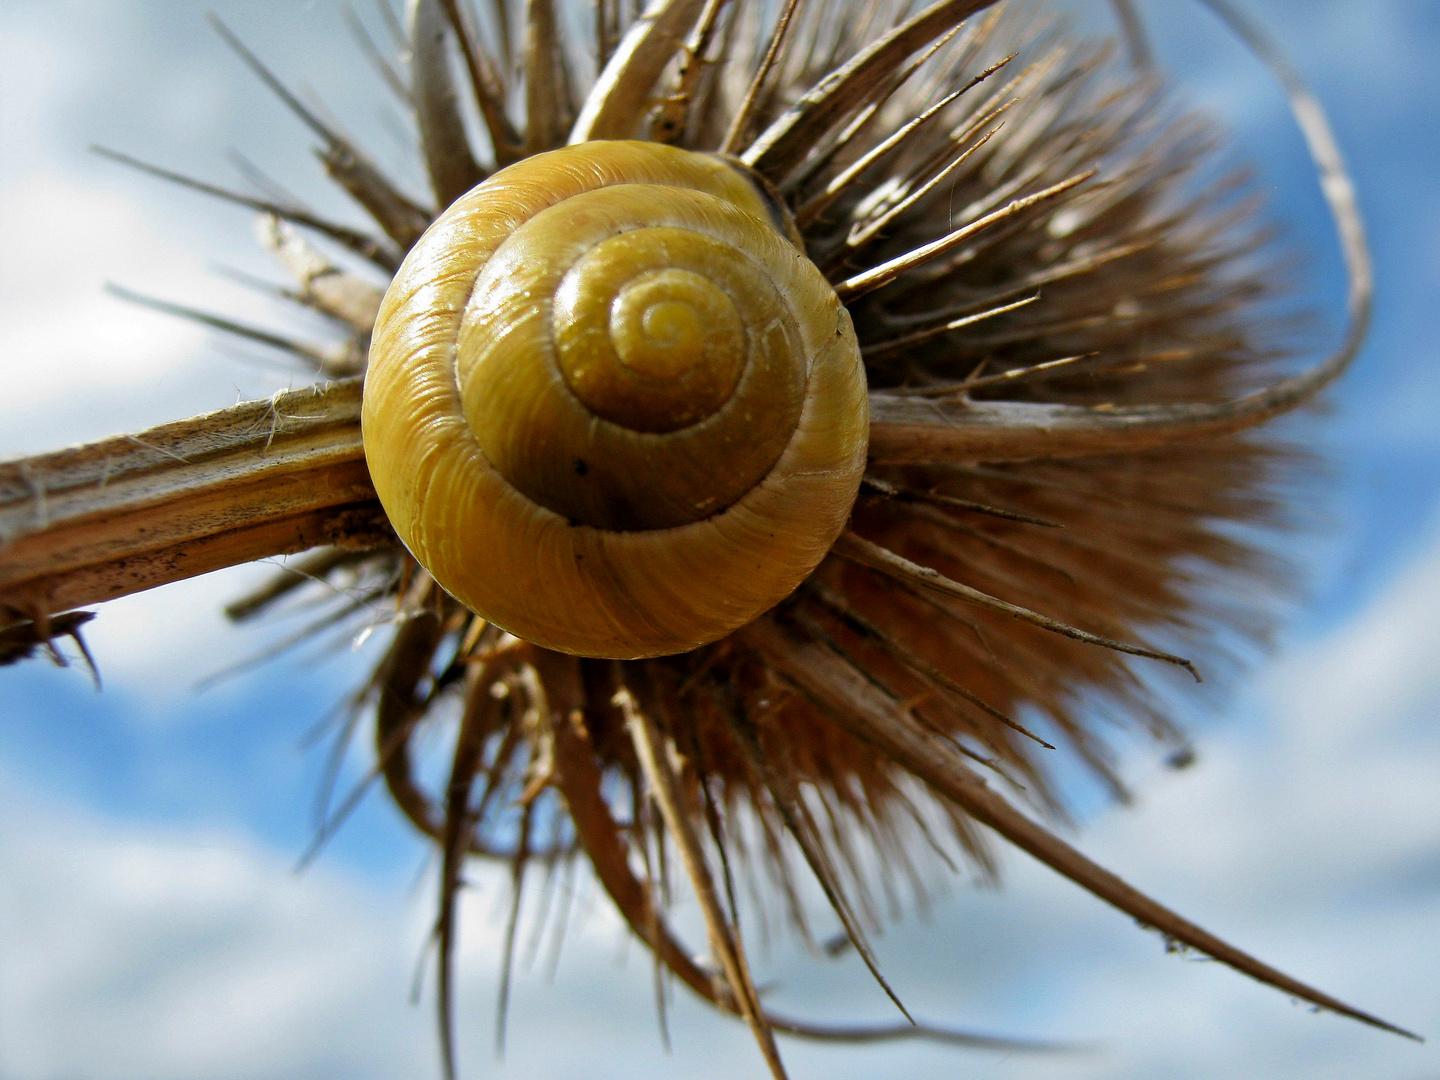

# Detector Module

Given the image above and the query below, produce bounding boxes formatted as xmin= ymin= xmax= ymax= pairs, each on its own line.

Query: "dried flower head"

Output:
xmin=0 ymin=0 xmax=1411 ymax=1076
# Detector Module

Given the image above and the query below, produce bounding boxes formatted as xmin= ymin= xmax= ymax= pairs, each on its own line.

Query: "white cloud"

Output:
xmin=0 ymin=767 xmax=773 ymax=1080
xmin=0 ymin=16 xmax=83 ymax=165
xmin=77 ymin=561 xmax=329 ymax=717
xmin=0 ymin=177 xmax=209 ymax=414
xmin=0 ymin=167 xmax=306 ymax=459
xmin=0 ymin=775 xmax=427 ymax=1080
xmin=1269 ymin=533 xmax=1440 ymax=743
xmin=0 ymin=2 xmax=350 ymax=459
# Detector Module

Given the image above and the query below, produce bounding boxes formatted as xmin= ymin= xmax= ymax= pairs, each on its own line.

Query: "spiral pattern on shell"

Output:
xmin=363 ymin=140 xmax=869 ymax=658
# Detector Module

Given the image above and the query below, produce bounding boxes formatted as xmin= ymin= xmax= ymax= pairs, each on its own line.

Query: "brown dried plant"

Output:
xmin=0 ymin=0 xmax=1414 ymax=1077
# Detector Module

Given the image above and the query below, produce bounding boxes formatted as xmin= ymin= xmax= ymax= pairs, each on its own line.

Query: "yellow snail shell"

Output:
xmin=362 ymin=140 xmax=868 ymax=658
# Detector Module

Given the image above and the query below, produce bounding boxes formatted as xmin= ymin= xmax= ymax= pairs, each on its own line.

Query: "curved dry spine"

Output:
xmin=411 ymin=0 xmax=489 ymax=206
xmin=0 ymin=0 xmax=1413 ymax=1076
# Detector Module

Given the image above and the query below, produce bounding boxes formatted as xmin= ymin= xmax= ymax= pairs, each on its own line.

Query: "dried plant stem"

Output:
xmin=0 ymin=334 xmax=1354 ymax=631
xmin=867 ymin=383 xmax=1331 ymax=463
xmin=0 ymin=379 xmax=382 ymax=631
xmin=411 ymin=0 xmax=489 ymax=206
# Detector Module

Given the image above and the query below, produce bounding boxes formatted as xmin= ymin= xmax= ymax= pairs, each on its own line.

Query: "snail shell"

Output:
xmin=363 ymin=140 xmax=868 ymax=658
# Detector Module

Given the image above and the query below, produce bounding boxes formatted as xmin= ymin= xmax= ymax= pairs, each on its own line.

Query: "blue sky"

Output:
xmin=1 ymin=1 xmax=1438 ymax=1077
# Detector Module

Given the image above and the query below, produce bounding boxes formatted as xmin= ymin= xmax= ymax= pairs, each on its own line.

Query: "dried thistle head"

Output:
xmin=0 ymin=0 xmax=1407 ymax=1075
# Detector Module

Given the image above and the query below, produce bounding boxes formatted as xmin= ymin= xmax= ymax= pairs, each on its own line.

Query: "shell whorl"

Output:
xmin=363 ymin=141 xmax=868 ymax=658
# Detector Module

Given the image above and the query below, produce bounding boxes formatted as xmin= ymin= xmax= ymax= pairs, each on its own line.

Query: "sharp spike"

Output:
xmin=805 ymin=580 xmax=1055 ymax=749
xmin=570 ymin=0 xmax=710 ymax=142
xmin=884 ymin=497 xmax=1080 ymax=588
xmin=961 ymin=352 xmax=1103 ymax=391
xmin=207 ymin=14 xmax=342 ymax=142
xmin=522 ymin=0 xmax=575 ymax=153
xmin=719 ymin=0 xmax=802 ymax=153
xmin=834 ymin=169 xmax=1094 ymax=301
xmin=210 ymin=16 xmax=434 ymax=248
xmin=650 ymin=0 xmax=732 ymax=145
xmin=92 ymin=146 xmax=401 ymax=270
xmin=729 ymin=701 xmax=915 ymax=1023
xmin=343 ymin=4 xmax=412 ymax=104
xmin=792 ymin=53 xmax=1014 ymax=228
xmin=740 ymin=0 xmax=999 ymax=180
xmin=410 ymin=0 xmax=489 ymax=206
xmin=439 ymin=0 xmax=525 ymax=166
xmin=495 ymin=805 xmax=533 ymax=1057
xmin=861 ymin=294 xmax=1039 ymax=362
xmin=375 ymin=606 xmax=449 ymax=840
xmin=224 ymin=547 xmax=367 ymax=623
xmin=546 ymin=660 xmax=1069 ymax=1050
xmin=434 ymin=665 xmax=498 ymax=1080
xmin=861 ymin=474 xmax=1060 ymax=528
xmin=843 ymin=122 xmax=1003 ymax=252
xmin=879 ymin=238 xmax=1149 ymax=331
xmin=621 ymin=685 xmax=792 ymax=1080
xmin=104 ymin=284 xmax=348 ymax=373
xmin=741 ymin=617 xmax=1420 ymax=1044
xmin=833 ymin=531 xmax=1201 ymax=681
